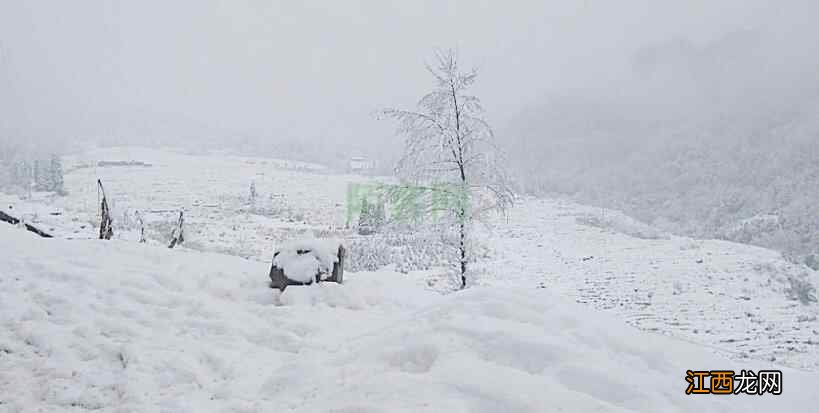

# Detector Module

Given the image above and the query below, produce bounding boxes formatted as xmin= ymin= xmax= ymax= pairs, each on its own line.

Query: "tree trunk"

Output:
xmin=459 ymin=217 xmax=467 ymax=289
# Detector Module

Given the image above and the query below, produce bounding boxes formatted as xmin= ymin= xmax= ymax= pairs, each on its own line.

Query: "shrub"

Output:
xmin=785 ymin=274 xmax=818 ymax=305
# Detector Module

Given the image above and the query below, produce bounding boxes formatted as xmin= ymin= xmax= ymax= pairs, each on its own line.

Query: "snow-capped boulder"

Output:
xmin=269 ymin=238 xmax=345 ymax=291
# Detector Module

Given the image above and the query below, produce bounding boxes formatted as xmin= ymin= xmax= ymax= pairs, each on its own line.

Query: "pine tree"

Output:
xmin=13 ymin=160 xmax=26 ymax=186
xmin=32 ymin=160 xmax=43 ymax=191
xmin=15 ymin=160 xmax=33 ymax=198
xmin=249 ymin=181 xmax=257 ymax=204
xmin=49 ymin=154 xmax=65 ymax=194
xmin=373 ymin=199 xmax=386 ymax=229
xmin=0 ymin=162 xmax=7 ymax=189
xmin=357 ymin=197 xmax=374 ymax=235
xmin=357 ymin=196 xmax=386 ymax=235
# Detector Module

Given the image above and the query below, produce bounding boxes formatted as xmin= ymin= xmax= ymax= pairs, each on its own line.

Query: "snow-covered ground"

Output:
xmin=2 ymin=225 xmax=818 ymax=412
xmin=1 ymin=147 xmax=375 ymax=256
xmin=2 ymin=147 xmax=818 ymax=410
xmin=479 ymin=198 xmax=819 ymax=371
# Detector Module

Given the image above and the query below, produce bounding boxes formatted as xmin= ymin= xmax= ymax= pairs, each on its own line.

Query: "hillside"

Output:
xmin=479 ymin=198 xmax=819 ymax=371
xmin=501 ymin=30 xmax=819 ymax=268
xmin=2 ymin=147 xmax=817 ymax=373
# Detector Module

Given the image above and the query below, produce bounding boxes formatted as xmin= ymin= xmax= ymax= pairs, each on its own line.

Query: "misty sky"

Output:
xmin=1 ymin=0 xmax=817 ymax=149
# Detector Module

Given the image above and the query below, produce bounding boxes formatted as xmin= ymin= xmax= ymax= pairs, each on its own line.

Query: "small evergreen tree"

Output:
xmin=32 ymin=160 xmax=43 ymax=191
xmin=373 ymin=199 xmax=386 ymax=229
xmin=357 ymin=197 xmax=374 ymax=235
xmin=36 ymin=159 xmax=52 ymax=191
xmin=12 ymin=160 xmax=27 ymax=188
xmin=49 ymin=154 xmax=65 ymax=194
xmin=249 ymin=181 xmax=257 ymax=204
xmin=16 ymin=161 xmax=33 ymax=198
xmin=357 ymin=196 xmax=386 ymax=235
xmin=0 ymin=160 xmax=10 ymax=189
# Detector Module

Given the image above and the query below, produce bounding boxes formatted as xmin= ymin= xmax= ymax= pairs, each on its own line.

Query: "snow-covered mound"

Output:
xmin=1 ymin=225 xmax=817 ymax=412
xmin=272 ymin=238 xmax=343 ymax=283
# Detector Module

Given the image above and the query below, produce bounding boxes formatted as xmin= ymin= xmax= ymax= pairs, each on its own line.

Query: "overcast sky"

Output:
xmin=1 ymin=0 xmax=817 ymax=149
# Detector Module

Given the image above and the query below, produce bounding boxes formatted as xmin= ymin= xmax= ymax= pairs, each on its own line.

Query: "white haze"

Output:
xmin=1 ymin=1 xmax=815 ymax=155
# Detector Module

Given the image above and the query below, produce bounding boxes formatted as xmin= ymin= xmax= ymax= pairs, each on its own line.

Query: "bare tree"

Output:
xmin=98 ymin=179 xmax=113 ymax=240
xmin=380 ymin=49 xmax=513 ymax=289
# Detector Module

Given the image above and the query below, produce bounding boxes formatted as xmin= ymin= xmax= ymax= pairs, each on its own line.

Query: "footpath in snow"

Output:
xmin=1 ymin=225 xmax=818 ymax=412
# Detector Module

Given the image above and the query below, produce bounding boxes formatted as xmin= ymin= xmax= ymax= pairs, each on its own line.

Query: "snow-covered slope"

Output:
xmin=1 ymin=225 xmax=817 ymax=412
xmin=481 ymin=197 xmax=819 ymax=370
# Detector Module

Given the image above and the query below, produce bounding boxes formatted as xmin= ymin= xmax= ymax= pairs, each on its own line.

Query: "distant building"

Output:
xmin=348 ymin=156 xmax=376 ymax=173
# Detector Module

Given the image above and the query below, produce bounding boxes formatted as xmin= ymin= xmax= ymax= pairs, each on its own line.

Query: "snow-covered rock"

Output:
xmin=272 ymin=237 xmax=343 ymax=283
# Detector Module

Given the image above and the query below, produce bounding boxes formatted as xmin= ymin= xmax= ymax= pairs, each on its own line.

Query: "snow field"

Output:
xmin=2 ymin=225 xmax=818 ymax=412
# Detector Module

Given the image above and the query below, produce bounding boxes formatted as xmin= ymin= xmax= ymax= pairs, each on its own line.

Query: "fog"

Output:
xmin=2 ymin=1 xmax=818 ymax=260
xmin=2 ymin=1 xmax=816 ymax=154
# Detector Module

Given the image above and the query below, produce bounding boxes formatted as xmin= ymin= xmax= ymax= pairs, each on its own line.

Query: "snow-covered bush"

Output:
xmin=347 ymin=236 xmax=392 ymax=271
xmin=785 ymin=274 xmax=818 ymax=305
xmin=806 ymin=254 xmax=819 ymax=271
xmin=145 ymin=214 xmax=191 ymax=246
xmin=346 ymin=230 xmax=451 ymax=273
xmin=357 ymin=197 xmax=385 ymax=235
